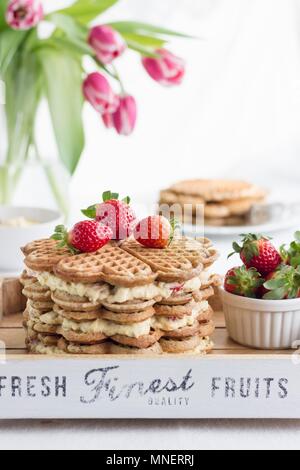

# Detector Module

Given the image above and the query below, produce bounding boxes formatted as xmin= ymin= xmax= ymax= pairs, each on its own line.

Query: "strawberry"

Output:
xmin=51 ymin=221 xmax=113 ymax=254
xmin=134 ymin=216 xmax=177 ymax=249
xmin=280 ymin=231 xmax=300 ymax=268
xmin=224 ymin=266 xmax=263 ymax=298
xmin=262 ymin=265 xmax=300 ymax=300
xmin=81 ymin=191 xmax=136 ymax=240
xmin=229 ymin=233 xmax=282 ymax=275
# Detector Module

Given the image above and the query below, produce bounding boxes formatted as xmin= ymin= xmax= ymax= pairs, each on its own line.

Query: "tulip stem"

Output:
xmin=111 ymin=64 xmax=126 ymax=95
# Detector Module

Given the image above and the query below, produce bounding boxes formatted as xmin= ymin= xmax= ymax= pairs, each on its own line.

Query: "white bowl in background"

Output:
xmin=0 ymin=206 xmax=62 ymax=274
xmin=220 ymin=287 xmax=300 ymax=349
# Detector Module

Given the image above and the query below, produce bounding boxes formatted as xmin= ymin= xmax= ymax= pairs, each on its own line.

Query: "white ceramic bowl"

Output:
xmin=220 ymin=287 xmax=300 ymax=349
xmin=0 ymin=206 xmax=62 ymax=274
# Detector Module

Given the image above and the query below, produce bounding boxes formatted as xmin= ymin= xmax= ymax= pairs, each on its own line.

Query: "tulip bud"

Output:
xmin=88 ymin=25 xmax=126 ymax=64
xmin=102 ymin=112 xmax=114 ymax=129
xmin=112 ymin=95 xmax=137 ymax=136
xmin=142 ymin=49 xmax=185 ymax=87
xmin=83 ymin=72 xmax=119 ymax=114
xmin=6 ymin=0 xmax=43 ymax=30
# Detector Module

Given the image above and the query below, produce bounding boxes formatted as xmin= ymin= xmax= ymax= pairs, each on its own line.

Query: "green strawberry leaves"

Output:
xmin=103 ymin=190 xmax=119 ymax=201
xmin=81 ymin=204 xmax=97 ymax=219
xmin=280 ymin=232 xmax=300 ymax=268
xmin=81 ymin=191 xmax=131 ymax=219
xmin=263 ymin=265 xmax=300 ymax=300
xmin=226 ymin=266 xmax=263 ymax=298
xmin=51 ymin=225 xmax=78 ymax=254
xmin=168 ymin=217 xmax=181 ymax=245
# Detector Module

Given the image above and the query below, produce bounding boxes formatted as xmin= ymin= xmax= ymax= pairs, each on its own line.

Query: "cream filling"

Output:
xmin=34 ymin=344 xmax=64 ymax=355
xmin=38 ymin=272 xmax=110 ymax=303
xmin=39 ymin=311 xmax=62 ymax=326
xmin=151 ymin=301 xmax=208 ymax=332
xmin=37 ymin=271 xmax=202 ymax=304
xmin=97 ymin=277 xmax=202 ymax=304
xmin=182 ymin=338 xmax=213 ymax=355
xmin=27 ymin=304 xmax=62 ymax=326
xmin=199 ymin=269 xmax=212 ymax=284
xmin=62 ymin=318 xmax=151 ymax=338
xmin=25 ymin=268 xmax=39 ymax=278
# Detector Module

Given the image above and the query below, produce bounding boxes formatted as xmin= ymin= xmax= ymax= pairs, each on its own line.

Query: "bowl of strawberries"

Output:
xmin=220 ymin=232 xmax=300 ymax=349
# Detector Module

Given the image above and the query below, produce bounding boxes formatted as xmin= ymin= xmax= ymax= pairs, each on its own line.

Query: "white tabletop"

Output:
xmin=0 ymin=418 xmax=300 ymax=450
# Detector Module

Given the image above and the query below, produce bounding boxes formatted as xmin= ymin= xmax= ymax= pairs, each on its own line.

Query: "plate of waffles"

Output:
xmin=159 ymin=179 xmax=300 ymax=236
xmin=20 ymin=192 xmax=221 ymax=356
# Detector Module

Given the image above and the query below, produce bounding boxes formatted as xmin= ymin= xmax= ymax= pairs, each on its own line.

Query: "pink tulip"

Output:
xmin=6 ymin=0 xmax=43 ymax=30
xmin=102 ymin=112 xmax=114 ymax=129
xmin=112 ymin=95 xmax=137 ymax=136
xmin=142 ymin=49 xmax=185 ymax=87
xmin=83 ymin=72 xmax=119 ymax=114
xmin=88 ymin=25 xmax=126 ymax=64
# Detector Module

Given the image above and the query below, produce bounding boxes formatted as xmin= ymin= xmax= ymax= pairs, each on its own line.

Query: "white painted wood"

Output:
xmin=0 ymin=355 xmax=298 ymax=419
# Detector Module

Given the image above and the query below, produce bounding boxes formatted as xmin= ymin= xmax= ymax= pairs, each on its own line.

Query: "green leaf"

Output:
xmin=291 ymin=255 xmax=300 ymax=268
xmin=295 ymin=231 xmax=300 ymax=243
xmin=263 ymin=288 xmax=286 ymax=300
xmin=56 ymin=0 xmax=118 ymax=24
xmin=35 ymin=37 xmax=92 ymax=58
xmin=4 ymin=51 xmax=41 ymax=164
xmin=121 ymin=33 xmax=166 ymax=49
xmin=126 ymin=41 xmax=161 ymax=58
xmin=38 ymin=49 xmax=85 ymax=174
xmin=0 ymin=29 xmax=27 ymax=74
xmin=122 ymin=196 xmax=131 ymax=204
xmin=47 ymin=12 xmax=88 ymax=41
xmin=0 ymin=0 xmax=8 ymax=32
xmin=108 ymin=21 xmax=192 ymax=39
xmin=264 ymin=279 xmax=285 ymax=290
xmin=81 ymin=205 xmax=97 ymax=219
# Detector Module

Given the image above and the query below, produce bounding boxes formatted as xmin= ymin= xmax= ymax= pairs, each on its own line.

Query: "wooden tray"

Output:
xmin=0 ymin=279 xmax=298 ymax=419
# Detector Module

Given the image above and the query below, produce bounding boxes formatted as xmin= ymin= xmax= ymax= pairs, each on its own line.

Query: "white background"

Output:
xmin=2 ymin=0 xmax=300 ymax=450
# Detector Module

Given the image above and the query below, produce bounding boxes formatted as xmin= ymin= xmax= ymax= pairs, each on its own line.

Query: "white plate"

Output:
xmin=183 ymin=216 xmax=300 ymax=238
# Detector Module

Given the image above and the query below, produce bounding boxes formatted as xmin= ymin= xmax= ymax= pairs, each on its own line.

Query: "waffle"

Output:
xmin=198 ymin=305 xmax=214 ymax=322
xmin=160 ymin=335 xmax=213 ymax=354
xmin=101 ymin=307 xmax=155 ymax=324
xmin=54 ymin=243 xmax=157 ymax=287
xmin=28 ymin=336 xmax=64 ymax=355
xmin=154 ymin=301 xmax=195 ymax=319
xmin=51 ymin=291 xmax=102 ymax=312
xmin=28 ymin=321 xmax=58 ymax=335
xmin=20 ymin=270 xmax=36 ymax=286
xmin=22 ymin=281 xmax=52 ymax=302
xmin=157 ymin=293 xmax=193 ymax=306
xmin=25 ymin=241 xmax=71 ymax=272
xmin=111 ymin=329 xmax=163 ymax=349
xmin=160 ymin=189 xmax=204 ymax=206
xmin=192 ymin=286 xmax=215 ymax=302
xmin=121 ymin=238 xmax=206 ymax=283
xmin=163 ymin=320 xmax=215 ymax=339
xmin=169 ymin=179 xmax=267 ymax=202
xmin=110 ymin=342 xmax=163 ymax=355
xmin=57 ymin=327 xmax=107 ymax=344
xmin=22 ymin=238 xmax=59 ymax=256
xmin=53 ymin=304 xmax=104 ymax=321
xmin=205 ymin=216 xmax=247 ymax=227
xmin=29 ymin=300 xmax=54 ymax=311
xmin=201 ymin=273 xmax=222 ymax=289
xmin=101 ymin=298 xmax=158 ymax=313
xmin=58 ymin=338 xmax=110 ymax=355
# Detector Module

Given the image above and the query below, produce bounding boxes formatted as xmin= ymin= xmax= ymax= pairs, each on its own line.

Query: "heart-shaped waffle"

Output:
xmin=121 ymin=237 xmax=210 ymax=282
xmin=24 ymin=240 xmax=71 ymax=272
xmin=54 ymin=243 xmax=157 ymax=287
xmin=22 ymin=238 xmax=59 ymax=256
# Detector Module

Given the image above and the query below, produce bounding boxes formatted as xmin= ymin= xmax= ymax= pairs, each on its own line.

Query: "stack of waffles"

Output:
xmin=159 ymin=179 xmax=267 ymax=227
xmin=21 ymin=237 xmax=220 ymax=355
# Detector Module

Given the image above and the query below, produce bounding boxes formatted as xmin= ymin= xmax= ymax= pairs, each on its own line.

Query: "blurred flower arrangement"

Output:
xmin=0 ymin=0 xmax=187 ymax=215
